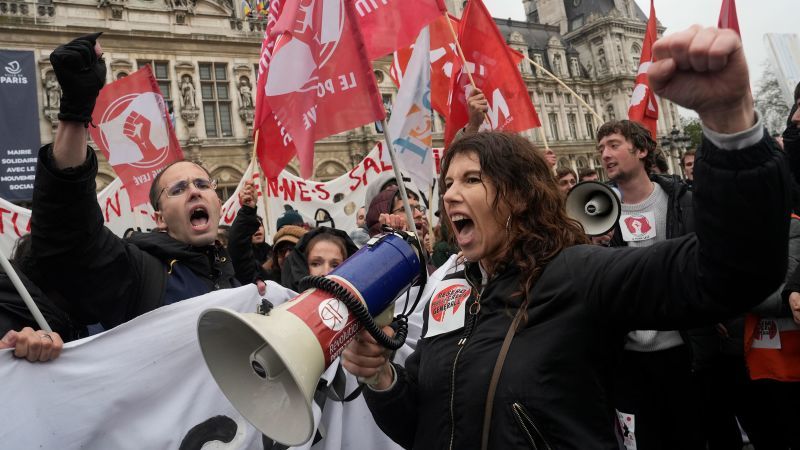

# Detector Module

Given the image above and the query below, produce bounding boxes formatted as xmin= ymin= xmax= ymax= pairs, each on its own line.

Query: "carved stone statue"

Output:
xmin=180 ymin=75 xmax=196 ymax=109
xmin=45 ymin=72 xmax=61 ymax=109
xmin=571 ymin=58 xmax=580 ymax=78
xmin=597 ymin=49 xmax=608 ymax=72
xmin=553 ymin=54 xmax=563 ymax=77
xmin=166 ymin=0 xmax=196 ymax=12
xmin=238 ymin=77 xmax=253 ymax=109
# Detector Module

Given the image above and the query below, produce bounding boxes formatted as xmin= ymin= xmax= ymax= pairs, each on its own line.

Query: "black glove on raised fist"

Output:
xmin=49 ymin=32 xmax=107 ymax=124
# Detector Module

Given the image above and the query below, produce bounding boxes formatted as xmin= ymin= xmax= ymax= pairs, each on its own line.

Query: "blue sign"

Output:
xmin=0 ymin=50 xmax=40 ymax=202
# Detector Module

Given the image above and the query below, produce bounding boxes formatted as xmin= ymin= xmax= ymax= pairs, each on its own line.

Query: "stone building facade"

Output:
xmin=0 ymin=0 xmax=685 ymax=202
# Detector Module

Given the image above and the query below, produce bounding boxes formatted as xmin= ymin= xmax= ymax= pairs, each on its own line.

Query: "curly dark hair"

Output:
xmin=440 ymin=131 xmax=589 ymax=306
xmin=596 ymin=120 xmax=656 ymax=174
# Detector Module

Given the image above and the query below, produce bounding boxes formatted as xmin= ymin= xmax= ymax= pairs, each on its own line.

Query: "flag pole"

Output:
xmin=443 ymin=12 xmax=490 ymax=125
xmin=0 ymin=251 xmax=51 ymax=332
xmin=381 ymin=118 xmax=430 ymax=269
xmin=537 ymin=126 xmax=550 ymax=151
xmin=252 ymin=129 xmax=272 ymax=237
xmin=525 ymin=55 xmax=602 ymax=127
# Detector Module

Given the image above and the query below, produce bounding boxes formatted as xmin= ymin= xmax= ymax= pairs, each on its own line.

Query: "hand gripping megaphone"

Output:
xmin=565 ymin=181 xmax=621 ymax=236
xmin=196 ymin=231 xmax=422 ymax=446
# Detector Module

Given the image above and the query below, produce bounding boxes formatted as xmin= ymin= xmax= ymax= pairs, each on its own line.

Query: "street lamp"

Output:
xmin=659 ymin=126 xmax=691 ymax=176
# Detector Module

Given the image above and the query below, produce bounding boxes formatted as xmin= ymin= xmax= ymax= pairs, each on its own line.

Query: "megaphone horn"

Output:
xmin=197 ymin=232 xmax=422 ymax=446
xmin=565 ymin=181 xmax=621 ymax=237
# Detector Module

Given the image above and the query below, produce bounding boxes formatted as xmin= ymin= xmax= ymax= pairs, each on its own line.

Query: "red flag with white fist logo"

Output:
xmin=627 ymin=0 xmax=659 ymax=139
xmin=265 ymin=0 xmax=386 ymax=179
xmin=89 ymin=65 xmax=184 ymax=207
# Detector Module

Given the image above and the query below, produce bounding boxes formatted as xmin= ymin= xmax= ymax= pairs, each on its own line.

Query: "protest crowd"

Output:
xmin=1 ymin=0 xmax=799 ymax=449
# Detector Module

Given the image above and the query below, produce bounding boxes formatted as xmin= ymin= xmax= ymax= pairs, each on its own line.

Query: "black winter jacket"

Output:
xmin=228 ymin=204 xmax=269 ymax=285
xmin=363 ymin=134 xmax=790 ymax=449
xmin=0 ymin=263 xmax=84 ymax=341
xmin=31 ymin=145 xmax=239 ymax=330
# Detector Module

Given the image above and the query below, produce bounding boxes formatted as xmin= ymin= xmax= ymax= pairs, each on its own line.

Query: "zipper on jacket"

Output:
xmin=512 ymin=402 xmax=553 ymax=450
xmin=448 ymin=273 xmax=482 ymax=450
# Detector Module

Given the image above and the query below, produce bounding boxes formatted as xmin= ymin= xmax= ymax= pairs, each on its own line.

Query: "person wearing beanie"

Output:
xmin=365 ymin=186 xmax=427 ymax=239
xmin=264 ymin=225 xmax=307 ymax=286
xmin=276 ymin=209 xmax=305 ymax=231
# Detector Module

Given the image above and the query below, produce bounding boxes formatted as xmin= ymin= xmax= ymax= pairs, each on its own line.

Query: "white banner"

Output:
xmin=0 ymin=178 xmax=156 ymax=257
xmin=0 ymin=253 xmax=459 ymax=450
xmin=220 ymin=143 xmax=399 ymax=242
xmin=0 ymin=285 xmax=269 ymax=449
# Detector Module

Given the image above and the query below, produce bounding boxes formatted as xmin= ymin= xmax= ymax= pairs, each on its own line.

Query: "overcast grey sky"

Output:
xmin=484 ymin=0 xmax=797 ymax=91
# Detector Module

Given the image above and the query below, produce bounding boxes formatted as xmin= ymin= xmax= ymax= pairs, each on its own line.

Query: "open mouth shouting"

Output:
xmin=450 ymin=213 xmax=475 ymax=247
xmin=189 ymin=206 xmax=210 ymax=231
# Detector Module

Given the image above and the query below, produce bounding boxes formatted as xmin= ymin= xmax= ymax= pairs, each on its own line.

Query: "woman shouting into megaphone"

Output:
xmin=343 ymin=26 xmax=790 ymax=450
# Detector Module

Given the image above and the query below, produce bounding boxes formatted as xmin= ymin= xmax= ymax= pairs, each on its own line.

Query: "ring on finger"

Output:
xmin=40 ymin=333 xmax=53 ymax=343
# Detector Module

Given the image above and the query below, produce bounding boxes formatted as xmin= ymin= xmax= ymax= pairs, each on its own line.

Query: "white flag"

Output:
xmin=387 ymin=27 xmax=435 ymax=196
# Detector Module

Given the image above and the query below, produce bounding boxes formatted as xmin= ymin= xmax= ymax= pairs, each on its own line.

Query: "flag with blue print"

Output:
xmin=387 ymin=27 xmax=436 ymax=196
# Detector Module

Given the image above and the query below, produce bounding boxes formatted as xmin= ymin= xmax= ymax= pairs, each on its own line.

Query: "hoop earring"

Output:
xmin=506 ymin=215 xmax=512 ymax=233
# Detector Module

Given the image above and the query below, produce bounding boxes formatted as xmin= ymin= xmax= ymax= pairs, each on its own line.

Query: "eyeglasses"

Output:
xmin=392 ymin=204 xmax=427 ymax=215
xmin=159 ymin=178 xmax=218 ymax=203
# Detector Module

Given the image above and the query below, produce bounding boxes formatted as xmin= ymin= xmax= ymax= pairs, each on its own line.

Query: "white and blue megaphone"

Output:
xmin=197 ymin=231 xmax=422 ymax=446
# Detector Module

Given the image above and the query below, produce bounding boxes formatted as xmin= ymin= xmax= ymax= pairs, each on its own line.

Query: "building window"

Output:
xmin=567 ymin=113 xmax=578 ymax=139
xmin=215 ymin=184 xmax=237 ymax=203
xmin=545 ymin=92 xmax=554 ymax=104
xmin=137 ymin=60 xmax=171 ymax=108
xmin=548 ymin=113 xmax=560 ymax=140
xmin=199 ymin=62 xmax=233 ymax=138
xmin=565 ymin=94 xmax=573 ymax=104
xmin=585 ymin=114 xmax=596 ymax=139
xmin=582 ymin=93 xmax=591 ymax=104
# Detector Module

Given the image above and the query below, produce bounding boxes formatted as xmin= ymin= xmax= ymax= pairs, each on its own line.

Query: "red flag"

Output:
xmin=391 ymin=15 xmax=522 ymax=120
xmin=90 ymin=66 xmax=184 ymax=207
xmin=627 ymin=0 xmax=659 ymax=139
xmin=356 ymin=0 xmax=446 ymax=59
xmin=266 ymin=0 xmax=386 ymax=178
xmin=391 ymin=15 xmax=459 ymax=119
xmin=718 ymin=0 xmax=740 ymax=36
xmin=253 ymin=0 xmax=298 ymax=178
xmin=443 ymin=0 xmax=540 ymax=147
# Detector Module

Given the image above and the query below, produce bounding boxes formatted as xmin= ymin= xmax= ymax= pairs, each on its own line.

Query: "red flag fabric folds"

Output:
xmin=253 ymin=0 xmax=298 ymax=178
xmin=627 ymin=0 xmax=659 ymax=139
xmin=266 ymin=0 xmax=385 ymax=179
xmin=90 ymin=65 xmax=184 ymax=207
xmin=443 ymin=0 xmax=540 ymax=147
xmin=356 ymin=0 xmax=446 ymax=59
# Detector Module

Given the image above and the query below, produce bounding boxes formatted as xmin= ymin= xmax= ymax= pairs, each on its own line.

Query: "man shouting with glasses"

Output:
xmin=30 ymin=33 xmax=242 ymax=331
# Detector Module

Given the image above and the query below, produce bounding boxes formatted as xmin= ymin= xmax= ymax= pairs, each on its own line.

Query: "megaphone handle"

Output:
xmin=357 ymin=307 xmax=395 ymax=386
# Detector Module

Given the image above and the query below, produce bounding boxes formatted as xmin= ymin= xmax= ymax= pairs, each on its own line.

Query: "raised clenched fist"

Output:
xmin=49 ymin=32 xmax=107 ymax=123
